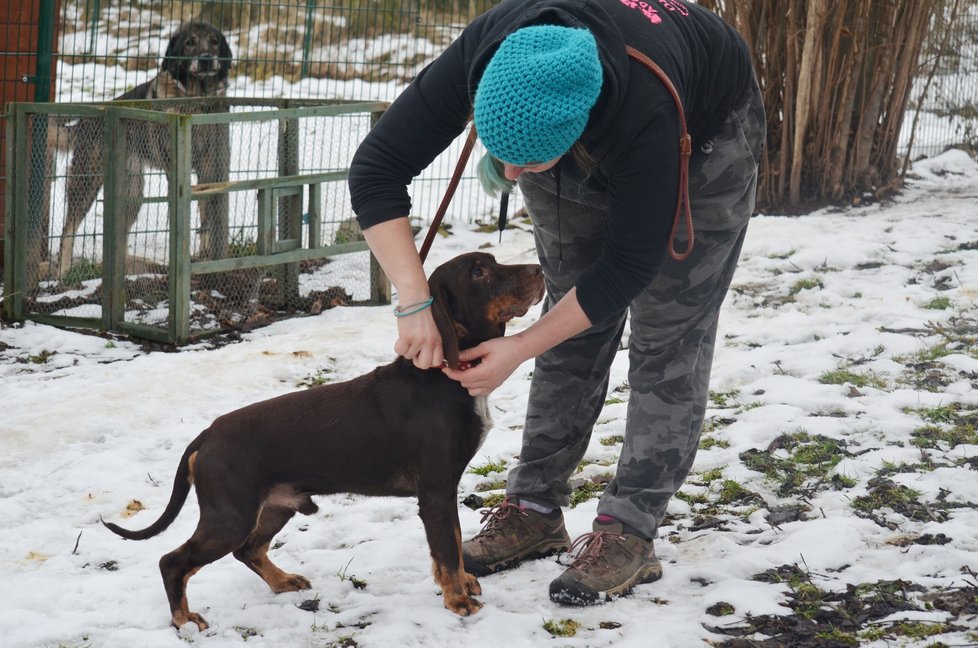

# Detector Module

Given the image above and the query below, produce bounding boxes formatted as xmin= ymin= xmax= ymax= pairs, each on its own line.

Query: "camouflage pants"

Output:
xmin=506 ymin=80 xmax=766 ymax=540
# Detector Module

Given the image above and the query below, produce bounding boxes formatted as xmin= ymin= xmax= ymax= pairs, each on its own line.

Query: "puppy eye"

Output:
xmin=472 ymin=266 xmax=485 ymax=279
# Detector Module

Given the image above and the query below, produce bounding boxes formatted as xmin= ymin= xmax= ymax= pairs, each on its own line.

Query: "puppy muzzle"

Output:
xmin=191 ymin=54 xmax=220 ymax=75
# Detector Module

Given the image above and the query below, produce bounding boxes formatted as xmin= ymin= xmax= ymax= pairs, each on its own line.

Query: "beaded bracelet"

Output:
xmin=393 ymin=296 xmax=434 ymax=317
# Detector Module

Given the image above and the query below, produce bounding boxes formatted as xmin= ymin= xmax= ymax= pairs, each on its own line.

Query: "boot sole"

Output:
xmin=464 ymin=539 xmax=571 ymax=577
xmin=550 ymin=560 xmax=663 ymax=606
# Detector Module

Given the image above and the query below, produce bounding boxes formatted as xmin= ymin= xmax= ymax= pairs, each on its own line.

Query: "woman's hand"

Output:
xmin=394 ymin=307 xmax=444 ymax=369
xmin=442 ymin=335 xmax=530 ymax=396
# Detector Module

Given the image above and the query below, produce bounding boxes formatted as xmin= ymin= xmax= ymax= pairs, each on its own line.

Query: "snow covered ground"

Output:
xmin=2 ymin=149 xmax=978 ymax=647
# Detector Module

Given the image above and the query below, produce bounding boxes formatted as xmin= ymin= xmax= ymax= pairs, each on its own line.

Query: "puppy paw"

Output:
xmin=172 ymin=610 xmax=209 ymax=632
xmin=272 ymin=573 xmax=312 ymax=592
xmin=445 ymin=594 xmax=484 ymax=616
xmin=463 ymin=572 xmax=482 ymax=596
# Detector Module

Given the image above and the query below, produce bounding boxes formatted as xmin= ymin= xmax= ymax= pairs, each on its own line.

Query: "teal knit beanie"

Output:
xmin=474 ymin=25 xmax=603 ymax=166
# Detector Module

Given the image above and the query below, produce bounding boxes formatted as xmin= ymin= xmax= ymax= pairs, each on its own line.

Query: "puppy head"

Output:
xmin=428 ymin=252 xmax=545 ymax=370
xmin=162 ymin=22 xmax=233 ymax=87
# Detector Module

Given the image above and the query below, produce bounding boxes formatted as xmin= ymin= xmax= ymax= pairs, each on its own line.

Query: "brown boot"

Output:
xmin=549 ymin=518 xmax=663 ymax=605
xmin=462 ymin=497 xmax=570 ymax=576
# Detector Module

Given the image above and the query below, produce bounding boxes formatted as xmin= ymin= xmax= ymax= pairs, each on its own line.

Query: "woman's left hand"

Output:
xmin=442 ymin=335 xmax=530 ymax=396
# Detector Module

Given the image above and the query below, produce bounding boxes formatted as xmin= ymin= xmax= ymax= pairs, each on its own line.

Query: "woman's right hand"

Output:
xmin=394 ymin=305 xmax=444 ymax=369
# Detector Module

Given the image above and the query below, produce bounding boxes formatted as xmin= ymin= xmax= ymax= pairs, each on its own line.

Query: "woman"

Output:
xmin=348 ymin=0 xmax=764 ymax=605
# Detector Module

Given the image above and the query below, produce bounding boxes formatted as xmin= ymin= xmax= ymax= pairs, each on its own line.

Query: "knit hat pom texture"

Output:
xmin=475 ymin=25 xmax=603 ymax=166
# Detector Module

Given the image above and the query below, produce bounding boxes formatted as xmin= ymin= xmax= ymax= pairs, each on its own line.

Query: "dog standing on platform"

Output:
xmin=102 ymin=252 xmax=545 ymax=630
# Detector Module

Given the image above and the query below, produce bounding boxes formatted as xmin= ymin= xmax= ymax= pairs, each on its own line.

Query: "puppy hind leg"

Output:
xmin=232 ymin=504 xmax=311 ymax=593
xmin=159 ymin=508 xmax=254 ymax=631
xmin=418 ymin=489 xmax=483 ymax=616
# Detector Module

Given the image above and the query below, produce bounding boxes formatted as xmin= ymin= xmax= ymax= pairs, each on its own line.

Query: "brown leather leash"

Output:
xmin=419 ymin=122 xmax=479 ymax=263
xmin=419 ymin=46 xmax=693 ymax=264
xmin=625 ymin=45 xmax=694 ymax=261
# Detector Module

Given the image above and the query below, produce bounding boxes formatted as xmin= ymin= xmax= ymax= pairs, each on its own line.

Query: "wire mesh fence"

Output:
xmin=6 ymin=98 xmax=388 ymax=343
xmin=902 ymin=0 xmax=978 ymax=159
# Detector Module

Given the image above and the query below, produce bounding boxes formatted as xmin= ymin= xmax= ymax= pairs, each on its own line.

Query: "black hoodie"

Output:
xmin=349 ymin=0 xmax=753 ymax=324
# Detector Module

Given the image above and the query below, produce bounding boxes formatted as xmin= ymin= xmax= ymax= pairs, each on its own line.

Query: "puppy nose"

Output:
xmin=199 ymin=54 xmax=216 ymax=70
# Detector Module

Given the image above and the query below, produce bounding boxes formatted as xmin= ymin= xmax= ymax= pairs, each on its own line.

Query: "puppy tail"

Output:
xmin=102 ymin=436 xmax=203 ymax=541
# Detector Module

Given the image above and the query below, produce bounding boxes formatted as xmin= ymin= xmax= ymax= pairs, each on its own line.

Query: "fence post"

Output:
xmin=104 ymin=108 xmax=127 ymax=332
xmin=301 ymin=0 xmax=317 ymax=79
xmin=171 ymin=114 xmax=194 ymax=344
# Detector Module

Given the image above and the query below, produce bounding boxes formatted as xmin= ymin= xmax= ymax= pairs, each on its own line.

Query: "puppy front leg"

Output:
xmin=417 ymin=489 xmax=482 ymax=616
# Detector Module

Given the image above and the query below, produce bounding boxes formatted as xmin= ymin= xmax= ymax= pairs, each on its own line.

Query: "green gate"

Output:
xmin=3 ymin=97 xmax=390 ymax=344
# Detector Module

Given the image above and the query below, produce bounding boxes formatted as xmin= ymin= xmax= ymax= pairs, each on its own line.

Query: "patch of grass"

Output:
xmin=599 ymin=434 xmax=625 ymax=446
xmin=709 ymin=389 xmax=740 ymax=408
xmin=570 ymin=480 xmax=607 ymax=508
xmin=297 ymin=367 xmax=335 ymax=387
xmin=543 ymin=618 xmax=580 ymax=637
xmin=675 ymin=490 xmax=709 ymax=506
xmin=911 ymin=424 xmax=978 ymax=450
xmin=740 ymin=431 xmax=849 ymax=496
xmin=851 ymin=477 xmax=947 ymax=528
xmin=917 ymin=405 xmax=958 ymax=424
xmin=907 ymin=405 xmax=978 ymax=449
xmin=605 ymin=395 xmax=626 ymax=405
xmin=62 ymin=259 xmax=102 ymax=285
xmin=814 ymin=627 xmax=859 ymax=646
xmin=716 ymin=479 xmax=760 ymax=506
xmin=891 ymin=621 xmax=952 ymax=640
xmin=701 ymin=415 xmax=736 ymax=435
xmin=480 ymin=492 xmax=507 ymax=508
xmin=924 ymin=295 xmax=952 ymax=310
xmin=26 ymin=349 xmax=56 ymax=364
xmin=469 ymin=458 xmax=508 ymax=477
xmin=699 ymin=435 xmax=731 ymax=450
xmin=818 ymin=368 xmax=887 ymax=389
xmin=706 ymin=601 xmax=736 ymax=616
xmin=699 ymin=467 xmax=724 ymax=484
xmin=789 ymin=277 xmax=825 ymax=296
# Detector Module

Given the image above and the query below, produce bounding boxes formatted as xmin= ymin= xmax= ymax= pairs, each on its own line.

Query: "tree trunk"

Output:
xmin=701 ymin=0 xmax=944 ymax=212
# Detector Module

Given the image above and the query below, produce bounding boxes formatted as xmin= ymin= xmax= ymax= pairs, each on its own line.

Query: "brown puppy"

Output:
xmin=103 ymin=252 xmax=545 ymax=630
xmin=56 ymin=21 xmax=232 ymax=276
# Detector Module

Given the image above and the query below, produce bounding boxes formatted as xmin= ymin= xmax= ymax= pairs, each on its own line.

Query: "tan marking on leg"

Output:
xmin=241 ymin=542 xmax=311 ymax=593
xmin=172 ymin=567 xmax=208 ymax=631
xmin=434 ymin=526 xmax=483 ymax=615
xmin=187 ymin=451 xmax=198 ymax=484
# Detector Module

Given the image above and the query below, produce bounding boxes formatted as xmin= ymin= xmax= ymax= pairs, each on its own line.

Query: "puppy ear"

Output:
xmin=161 ymin=31 xmax=181 ymax=75
xmin=431 ymin=286 xmax=461 ymax=370
xmin=218 ymin=33 xmax=233 ymax=79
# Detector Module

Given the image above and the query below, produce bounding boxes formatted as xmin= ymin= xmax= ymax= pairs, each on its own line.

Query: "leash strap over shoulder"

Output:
xmin=625 ymin=45 xmax=694 ymax=261
xmin=419 ymin=122 xmax=479 ymax=263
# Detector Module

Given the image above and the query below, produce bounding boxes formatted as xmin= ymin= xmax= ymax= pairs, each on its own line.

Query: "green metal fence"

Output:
xmin=4 ymin=97 xmax=389 ymax=343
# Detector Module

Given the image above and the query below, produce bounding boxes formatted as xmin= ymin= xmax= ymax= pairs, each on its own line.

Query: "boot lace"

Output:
xmin=474 ymin=497 xmax=526 ymax=539
xmin=562 ymin=531 xmax=626 ymax=569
